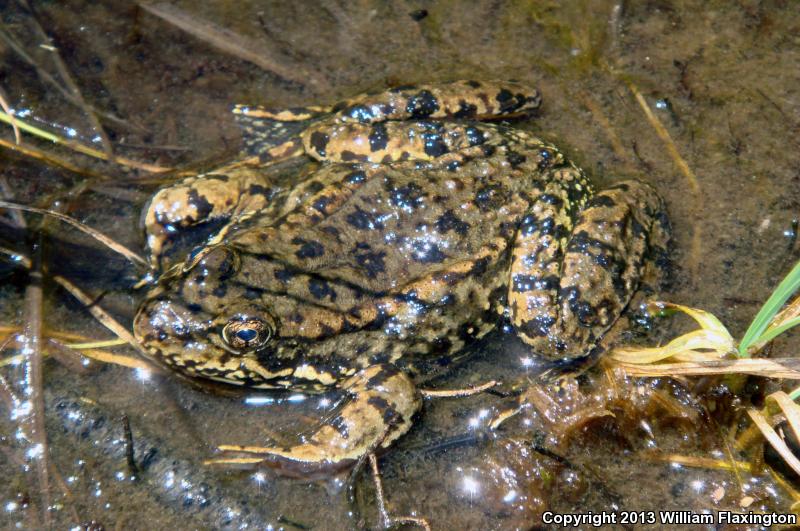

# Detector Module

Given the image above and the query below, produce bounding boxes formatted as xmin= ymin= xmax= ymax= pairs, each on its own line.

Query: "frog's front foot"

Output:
xmin=209 ymin=364 xmax=421 ymax=477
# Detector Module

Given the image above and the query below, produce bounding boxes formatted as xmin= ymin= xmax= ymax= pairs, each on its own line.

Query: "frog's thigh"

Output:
xmin=507 ymin=175 xmax=580 ymax=354
xmin=228 ymin=364 xmax=420 ymax=473
xmin=510 ymin=180 xmax=666 ymax=358
xmin=143 ymin=169 xmax=273 ymax=263
xmin=302 ymin=121 xmax=492 ymax=164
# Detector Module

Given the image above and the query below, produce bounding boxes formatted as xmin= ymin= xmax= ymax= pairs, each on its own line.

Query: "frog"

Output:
xmin=133 ymin=80 xmax=670 ymax=476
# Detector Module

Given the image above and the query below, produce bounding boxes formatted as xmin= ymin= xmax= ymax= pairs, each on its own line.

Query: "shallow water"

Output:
xmin=0 ymin=1 xmax=799 ymax=529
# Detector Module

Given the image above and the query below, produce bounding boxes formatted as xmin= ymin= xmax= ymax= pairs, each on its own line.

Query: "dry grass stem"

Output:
xmin=0 ymin=247 xmax=151 ymax=365
xmin=0 ymin=110 xmax=170 ymax=173
xmin=638 ymin=451 xmax=754 ymax=473
xmin=748 ymin=409 xmax=800 ymax=477
xmin=0 ymin=87 xmax=21 ymax=144
xmin=0 ymin=200 xmax=146 ymax=266
xmin=766 ymin=392 xmax=800 ymax=446
xmin=0 ymin=325 xmax=106 ymax=343
xmin=0 ymin=137 xmax=98 ymax=176
xmin=615 ymin=358 xmax=800 ymax=379
xmin=626 ymin=82 xmax=699 ymax=194
xmin=578 ymin=91 xmax=631 ymax=168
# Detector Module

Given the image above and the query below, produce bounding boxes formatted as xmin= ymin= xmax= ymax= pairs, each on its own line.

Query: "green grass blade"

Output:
xmin=752 ymin=316 xmax=800 ymax=348
xmin=738 ymin=260 xmax=800 ymax=356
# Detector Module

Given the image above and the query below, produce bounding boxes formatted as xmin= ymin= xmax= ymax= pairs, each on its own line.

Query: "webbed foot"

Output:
xmin=208 ymin=364 xmax=421 ymax=477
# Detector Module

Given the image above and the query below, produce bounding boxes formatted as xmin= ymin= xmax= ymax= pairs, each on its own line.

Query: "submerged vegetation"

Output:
xmin=610 ymin=260 xmax=800 ymax=505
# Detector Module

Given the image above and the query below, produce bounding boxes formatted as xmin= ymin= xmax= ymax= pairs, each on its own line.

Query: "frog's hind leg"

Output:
xmin=509 ymin=178 xmax=668 ymax=359
xmin=210 ymin=364 xmax=421 ymax=478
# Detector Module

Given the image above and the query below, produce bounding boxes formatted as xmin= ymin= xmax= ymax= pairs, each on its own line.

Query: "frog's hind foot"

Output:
xmin=207 ymin=364 xmax=421 ymax=478
xmin=233 ymin=104 xmax=324 ymax=163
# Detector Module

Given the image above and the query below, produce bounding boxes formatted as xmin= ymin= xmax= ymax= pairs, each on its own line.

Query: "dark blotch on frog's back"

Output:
xmin=474 ymin=184 xmax=509 ymax=211
xmin=506 ymin=150 xmax=526 ymax=168
xmin=511 ymin=274 xmax=558 ymax=293
xmin=538 ymin=193 xmax=563 ymax=207
xmin=411 ymin=241 xmax=447 ymax=263
xmin=368 ymin=395 xmax=402 ymax=427
xmin=519 ymin=314 xmax=557 ymax=339
xmin=495 ymin=88 xmax=537 ymax=113
xmin=343 ymin=104 xmax=375 ymax=123
xmin=186 ymin=189 xmax=213 ymax=222
xmin=291 ymin=237 xmax=325 ymax=259
xmin=312 ymin=195 xmax=334 ymax=214
xmin=406 ymin=90 xmax=439 ymax=118
xmin=423 ymin=132 xmax=449 ymax=157
xmin=435 ymin=210 xmax=470 ymax=235
xmin=340 ymin=150 xmax=368 ymax=162
xmin=308 ymin=277 xmax=337 ymax=302
xmin=309 ymin=131 xmax=329 ymax=157
xmin=587 ymin=195 xmax=617 ymax=209
xmin=274 ymin=268 xmax=296 ymax=283
xmin=354 ymin=246 xmax=387 ymax=278
xmin=465 ymin=126 xmax=486 ymax=146
xmin=346 ymin=206 xmax=384 ymax=231
xmin=346 ymin=170 xmax=367 ymax=184
xmin=454 ymin=100 xmax=478 ymax=119
xmin=387 ymin=181 xmax=424 ymax=211
xmin=369 ymin=123 xmax=389 ymax=152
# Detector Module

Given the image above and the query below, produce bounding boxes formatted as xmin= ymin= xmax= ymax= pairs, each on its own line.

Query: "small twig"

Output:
xmin=0 ymin=200 xmax=146 ymax=266
xmin=369 ymin=454 xmax=431 ymax=531
xmin=23 ymin=240 xmax=51 ymax=528
xmin=122 ymin=415 xmax=139 ymax=479
xmin=420 ymin=379 xmax=497 ymax=398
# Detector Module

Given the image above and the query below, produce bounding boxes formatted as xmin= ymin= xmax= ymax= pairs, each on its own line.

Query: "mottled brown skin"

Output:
xmin=134 ymin=81 xmax=669 ymax=475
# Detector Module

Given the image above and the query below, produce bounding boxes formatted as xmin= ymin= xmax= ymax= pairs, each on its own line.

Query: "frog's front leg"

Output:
xmin=509 ymin=176 xmax=669 ymax=359
xmin=143 ymin=168 xmax=274 ymax=268
xmin=212 ymin=364 xmax=421 ymax=477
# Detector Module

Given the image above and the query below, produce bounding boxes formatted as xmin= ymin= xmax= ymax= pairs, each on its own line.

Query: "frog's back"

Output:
xmin=231 ymin=145 xmax=549 ymax=296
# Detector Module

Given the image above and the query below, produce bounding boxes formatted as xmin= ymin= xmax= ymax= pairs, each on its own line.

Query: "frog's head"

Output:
xmin=133 ymin=246 xmax=295 ymax=389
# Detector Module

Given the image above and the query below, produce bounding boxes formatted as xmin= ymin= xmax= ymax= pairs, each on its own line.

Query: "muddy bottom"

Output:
xmin=0 ymin=1 xmax=799 ymax=530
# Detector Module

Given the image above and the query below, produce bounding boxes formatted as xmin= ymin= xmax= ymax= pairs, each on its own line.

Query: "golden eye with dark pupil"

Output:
xmin=222 ymin=318 xmax=271 ymax=350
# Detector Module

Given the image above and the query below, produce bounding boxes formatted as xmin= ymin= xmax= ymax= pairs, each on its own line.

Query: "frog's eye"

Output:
xmin=222 ymin=317 xmax=273 ymax=351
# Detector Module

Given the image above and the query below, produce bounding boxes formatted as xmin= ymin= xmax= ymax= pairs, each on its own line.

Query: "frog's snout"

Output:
xmin=133 ymin=297 xmax=212 ymax=358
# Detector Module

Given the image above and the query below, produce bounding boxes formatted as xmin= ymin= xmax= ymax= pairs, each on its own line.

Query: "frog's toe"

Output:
xmin=212 ymin=364 xmax=421 ymax=477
